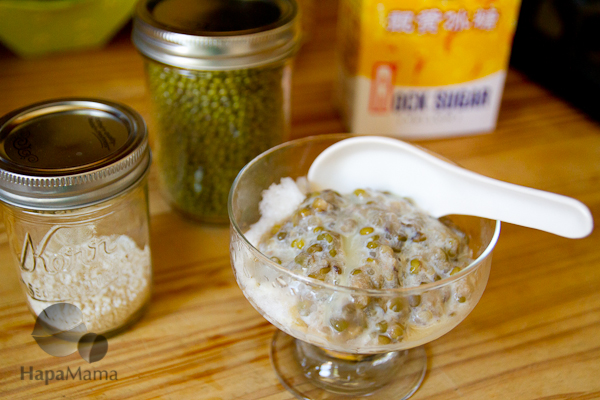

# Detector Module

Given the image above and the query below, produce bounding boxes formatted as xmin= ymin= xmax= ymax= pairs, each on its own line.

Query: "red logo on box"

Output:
xmin=369 ymin=63 xmax=396 ymax=113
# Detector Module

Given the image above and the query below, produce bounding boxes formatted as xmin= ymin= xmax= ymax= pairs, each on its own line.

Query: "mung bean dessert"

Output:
xmin=237 ymin=178 xmax=477 ymax=351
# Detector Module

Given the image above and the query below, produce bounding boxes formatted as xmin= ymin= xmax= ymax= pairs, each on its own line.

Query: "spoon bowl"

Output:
xmin=308 ymin=136 xmax=593 ymax=239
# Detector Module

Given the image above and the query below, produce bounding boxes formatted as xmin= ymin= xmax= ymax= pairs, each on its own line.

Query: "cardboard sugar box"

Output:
xmin=335 ymin=0 xmax=522 ymax=138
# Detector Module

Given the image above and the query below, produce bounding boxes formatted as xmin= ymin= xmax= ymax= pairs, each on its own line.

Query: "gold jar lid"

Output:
xmin=0 ymin=98 xmax=150 ymax=210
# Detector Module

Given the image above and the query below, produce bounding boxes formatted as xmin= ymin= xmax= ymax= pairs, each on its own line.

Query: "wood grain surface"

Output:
xmin=1 ymin=1 xmax=600 ymax=399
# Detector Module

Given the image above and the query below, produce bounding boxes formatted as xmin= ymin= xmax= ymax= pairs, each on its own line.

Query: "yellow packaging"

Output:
xmin=336 ymin=0 xmax=521 ymax=138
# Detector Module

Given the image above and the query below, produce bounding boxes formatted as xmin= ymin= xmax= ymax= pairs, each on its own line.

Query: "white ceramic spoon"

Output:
xmin=307 ymin=136 xmax=593 ymax=239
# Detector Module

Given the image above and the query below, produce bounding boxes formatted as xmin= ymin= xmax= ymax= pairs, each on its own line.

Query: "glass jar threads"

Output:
xmin=133 ymin=0 xmax=300 ymax=223
xmin=0 ymin=99 xmax=152 ymax=336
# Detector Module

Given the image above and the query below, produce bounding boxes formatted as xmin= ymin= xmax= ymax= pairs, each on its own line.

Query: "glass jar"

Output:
xmin=0 ymin=99 xmax=152 ymax=337
xmin=133 ymin=0 xmax=301 ymax=223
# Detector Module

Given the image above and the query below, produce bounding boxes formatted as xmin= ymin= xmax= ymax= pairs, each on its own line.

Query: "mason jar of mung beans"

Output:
xmin=133 ymin=0 xmax=300 ymax=223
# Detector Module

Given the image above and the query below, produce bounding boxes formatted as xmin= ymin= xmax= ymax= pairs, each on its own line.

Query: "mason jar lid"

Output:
xmin=132 ymin=0 xmax=300 ymax=70
xmin=0 ymin=99 xmax=150 ymax=210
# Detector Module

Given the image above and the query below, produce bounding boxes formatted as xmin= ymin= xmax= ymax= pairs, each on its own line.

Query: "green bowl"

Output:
xmin=0 ymin=0 xmax=138 ymax=57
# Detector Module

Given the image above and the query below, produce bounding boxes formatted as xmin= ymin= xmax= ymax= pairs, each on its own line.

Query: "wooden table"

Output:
xmin=1 ymin=2 xmax=599 ymax=399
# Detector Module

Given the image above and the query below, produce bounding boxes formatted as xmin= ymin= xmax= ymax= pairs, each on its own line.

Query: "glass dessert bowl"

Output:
xmin=228 ymin=134 xmax=500 ymax=399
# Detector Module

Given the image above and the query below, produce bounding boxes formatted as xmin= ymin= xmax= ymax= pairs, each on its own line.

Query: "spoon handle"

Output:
xmin=437 ymin=164 xmax=593 ymax=239
xmin=308 ymin=136 xmax=593 ymax=239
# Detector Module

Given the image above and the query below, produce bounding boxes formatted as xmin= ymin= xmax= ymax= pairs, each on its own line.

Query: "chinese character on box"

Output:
xmin=336 ymin=1 xmax=521 ymax=138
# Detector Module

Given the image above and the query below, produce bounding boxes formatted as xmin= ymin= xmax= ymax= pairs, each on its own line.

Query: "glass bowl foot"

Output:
xmin=270 ymin=330 xmax=427 ymax=399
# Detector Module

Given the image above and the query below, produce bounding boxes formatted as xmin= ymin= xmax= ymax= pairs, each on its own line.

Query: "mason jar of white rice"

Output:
xmin=0 ymin=99 xmax=153 ymax=336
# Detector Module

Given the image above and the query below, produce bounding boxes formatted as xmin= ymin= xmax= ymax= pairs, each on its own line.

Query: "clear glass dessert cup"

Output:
xmin=228 ymin=134 xmax=500 ymax=399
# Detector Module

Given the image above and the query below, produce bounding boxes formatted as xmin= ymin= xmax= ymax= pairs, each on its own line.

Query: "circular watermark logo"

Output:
xmin=31 ymin=303 xmax=108 ymax=363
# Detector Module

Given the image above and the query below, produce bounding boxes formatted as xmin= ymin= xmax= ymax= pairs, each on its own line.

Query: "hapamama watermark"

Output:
xmin=31 ymin=303 xmax=108 ymax=363
xmin=21 ymin=366 xmax=117 ymax=385
xmin=20 ymin=303 xmax=118 ymax=385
